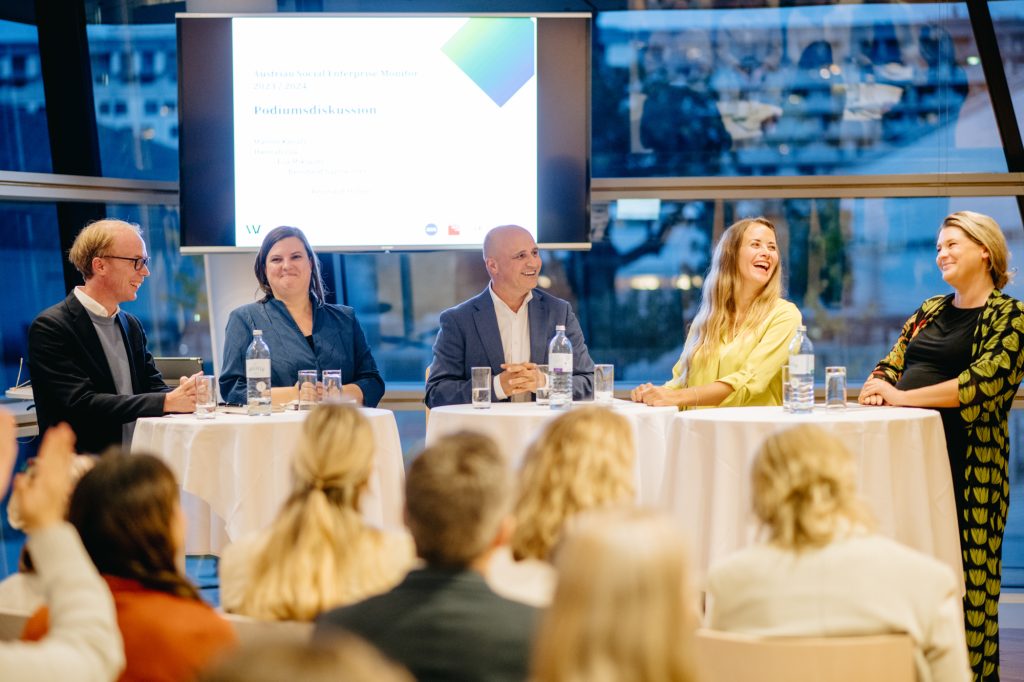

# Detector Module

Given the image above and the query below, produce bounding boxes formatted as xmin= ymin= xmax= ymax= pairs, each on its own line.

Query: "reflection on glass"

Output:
xmin=0 ymin=20 xmax=53 ymax=173
xmin=593 ymin=4 xmax=1006 ymax=176
xmin=86 ymin=24 xmax=178 ymax=180
xmin=104 ymin=205 xmax=209 ymax=363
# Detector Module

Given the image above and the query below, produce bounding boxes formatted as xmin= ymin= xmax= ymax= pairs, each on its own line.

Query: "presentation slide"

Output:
xmin=231 ymin=17 xmax=538 ymax=248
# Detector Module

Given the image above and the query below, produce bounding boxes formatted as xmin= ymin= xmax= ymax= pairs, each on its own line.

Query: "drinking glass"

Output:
xmin=826 ymin=366 xmax=847 ymax=409
xmin=781 ymin=365 xmax=792 ymax=412
xmin=297 ymin=370 xmax=318 ymax=410
xmin=195 ymin=375 xmax=217 ymax=419
xmin=322 ymin=370 xmax=343 ymax=403
xmin=595 ymin=364 xmax=614 ymax=404
xmin=535 ymin=364 xmax=550 ymax=406
xmin=471 ymin=367 xmax=491 ymax=409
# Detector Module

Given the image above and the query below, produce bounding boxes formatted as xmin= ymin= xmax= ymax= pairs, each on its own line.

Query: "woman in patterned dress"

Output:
xmin=859 ymin=211 xmax=1024 ymax=681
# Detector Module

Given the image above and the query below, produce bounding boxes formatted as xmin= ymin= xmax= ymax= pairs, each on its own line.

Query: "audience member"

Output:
xmin=531 ymin=508 xmax=699 ymax=682
xmin=0 ymin=412 xmax=124 ymax=681
xmin=22 ymin=452 xmax=237 ymax=682
xmin=489 ymin=406 xmax=635 ymax=606
xmin=220 ymin=404 xmax=413 ymax=620
xmin=29 ymin=219 xmax=199 ymax=453
xmin=706 ymin=424 xmax=971 ymax=682
xmin=199 ymin=635 xmax=412 ymax=682
xmin=316 ymin=431 xmax=537 ymax=682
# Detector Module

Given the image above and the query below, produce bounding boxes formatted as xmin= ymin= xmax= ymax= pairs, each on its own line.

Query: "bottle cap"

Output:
xmin=253 ymin=329 xmax=263 ymax=335
xmin=556 ymin=325 xmax=566 ymax=331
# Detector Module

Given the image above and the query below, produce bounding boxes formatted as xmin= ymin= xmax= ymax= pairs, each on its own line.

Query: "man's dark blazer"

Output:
xmin=315 ymin=568 xmax=538 ymax=682
xmin=28 ymin=292 xmax=170 ymax=453
xmin=425 ymin=287 xmax=595 ymax=408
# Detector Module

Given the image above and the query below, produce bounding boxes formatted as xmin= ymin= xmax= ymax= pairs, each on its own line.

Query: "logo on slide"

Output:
xmin=425 ymin=223 xmax=438 ymax=236
xmin=448 ymin=225 xmax=460 ymax=236
xmin=246 ymin=224 xmax=262 ymax=235
xmin=441 ymin=18 xmax=535 ymax=107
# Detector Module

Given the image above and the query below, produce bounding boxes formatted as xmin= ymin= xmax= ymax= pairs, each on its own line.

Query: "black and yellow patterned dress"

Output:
xmin=872 ymin=290 xmax=1024 ymax=682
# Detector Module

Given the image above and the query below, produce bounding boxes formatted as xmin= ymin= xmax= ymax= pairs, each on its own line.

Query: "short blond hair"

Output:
xmin=511 ymin=407 xmax=635 ymax=561
xmin=752 ymin=425 xmax=872 ymax=550
xmin=941 ymin=210 xmax=1012 ymax=289
xmin=68 ymin=219 xmax=142 ymax=279
xmin=532 ymin=509 xmax=698 ymax=682
xmin=405 ymin=431 xmax=512 ymax=568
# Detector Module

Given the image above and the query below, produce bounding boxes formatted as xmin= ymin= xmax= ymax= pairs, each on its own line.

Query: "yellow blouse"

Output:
xmin=667 ymin=298 xmax=801 ymax=408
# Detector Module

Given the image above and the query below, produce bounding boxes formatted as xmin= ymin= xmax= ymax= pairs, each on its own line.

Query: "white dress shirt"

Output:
xmin=488 ymin=284 xmax=532 ymax=401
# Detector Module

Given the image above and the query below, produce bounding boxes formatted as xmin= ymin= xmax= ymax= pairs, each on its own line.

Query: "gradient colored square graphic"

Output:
xmin=442 ymin=18 xmax=535 ymax=107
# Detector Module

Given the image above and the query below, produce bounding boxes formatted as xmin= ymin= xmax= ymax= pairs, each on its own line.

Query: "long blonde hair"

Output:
xmin=242 ymin=405 xmax=405 ymax=620
xmin=752 ymin=425 xmax=872 ymax=550
xmin=671 ymin=217 xmax=782 ymax=388
xmin=511 ymin=407 xmax=635 ymax=561
xmin=531 ymin=509 xmax=698 ymax=682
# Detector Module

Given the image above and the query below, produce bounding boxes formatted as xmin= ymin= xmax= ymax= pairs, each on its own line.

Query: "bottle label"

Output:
xmin=550 ymin=353 xmax=572 ymax=373
xmin=789 ymin=355 xmax=813 ymax=375
xmin=246 ymin=359 xmax=270 ymax=377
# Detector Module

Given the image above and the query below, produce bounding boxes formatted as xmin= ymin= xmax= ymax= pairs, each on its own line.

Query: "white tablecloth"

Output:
xmin=425 ymin=400 xmax=678 ymax=505
xmin=661 ymin=405 xmax=962 ymax=586
xmin=132 ymin=408 xmax=405 ymax=555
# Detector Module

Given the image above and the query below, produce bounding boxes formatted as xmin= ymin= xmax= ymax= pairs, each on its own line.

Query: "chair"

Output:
xmin=222 ymin=612 xmax=313 ymax=647
xmin=694 ymin=629 xmax=916 ymax=682
xmin=154 ymin=357 xmax=203 ymax=386
xmin=0 ymin=607 xmax=30 ymax=641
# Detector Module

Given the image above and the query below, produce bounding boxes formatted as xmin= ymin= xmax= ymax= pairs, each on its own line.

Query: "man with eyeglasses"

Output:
xmin=28 ymin=219 xmax=200 ymax=453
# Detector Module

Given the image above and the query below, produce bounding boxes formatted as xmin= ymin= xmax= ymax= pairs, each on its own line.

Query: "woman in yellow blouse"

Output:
xmin=631 ymin=217 xmax=801 ymax=408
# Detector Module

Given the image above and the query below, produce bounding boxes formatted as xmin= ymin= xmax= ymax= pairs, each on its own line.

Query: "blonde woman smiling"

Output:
xmin=631 ymin=217 xmax=800 ymax=408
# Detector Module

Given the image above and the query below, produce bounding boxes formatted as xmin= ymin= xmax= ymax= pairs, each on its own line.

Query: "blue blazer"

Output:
xmin=425 ymin=287 xmax=594 ymax=408
xmin=220 ymin=298 xmax=385 ymax=407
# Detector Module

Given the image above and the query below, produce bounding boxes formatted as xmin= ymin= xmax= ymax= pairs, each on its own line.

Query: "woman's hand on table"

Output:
xmin=633 ymin=384 xmax=688 ymax=407
xmin=858 ymin=377 xmax=902 ymax=406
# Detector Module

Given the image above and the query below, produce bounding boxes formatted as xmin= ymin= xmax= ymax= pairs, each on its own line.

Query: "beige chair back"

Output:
xmin=0 ymin=607 xmax=30 ymax=641
xmin=223 ymin=612 xmax=314 ymax=647
xmin=695 ymin=629 xmax=916 ymax=682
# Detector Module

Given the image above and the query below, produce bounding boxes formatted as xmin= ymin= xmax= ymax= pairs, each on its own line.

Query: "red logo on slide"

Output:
xmin=448 ymin=225 xmax=460 ymax=236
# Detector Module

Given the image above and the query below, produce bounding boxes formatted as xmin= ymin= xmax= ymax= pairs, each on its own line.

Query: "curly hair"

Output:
xmin=752 ymin=424 xmax=872 ymax=550
xmin=511 ymin=407 xmax=635 ymax=561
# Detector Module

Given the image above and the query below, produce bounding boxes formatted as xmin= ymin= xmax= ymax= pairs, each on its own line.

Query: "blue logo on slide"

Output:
xmin=441 ymin=18 xmax=535 ymax=107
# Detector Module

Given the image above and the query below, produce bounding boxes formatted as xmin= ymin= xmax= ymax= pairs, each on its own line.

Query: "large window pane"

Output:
xmin=87 ymin=24 xmax=178 ymax=180
xmin=575 ymin=196 xmax=1022 ymax=383
xmin=991 ymin=0 xmax=1024 ymax=136
xmin=593 ymin=3 xmax=1006 ymax=177
xmin=0 ymin=203 xmax=62 ymax=390
xmin=0 ymin=20 xmax=52 ymax=173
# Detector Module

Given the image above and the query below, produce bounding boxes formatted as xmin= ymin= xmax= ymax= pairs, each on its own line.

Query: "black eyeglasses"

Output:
xmin=103 ymin=255 xmax=151 ymax=271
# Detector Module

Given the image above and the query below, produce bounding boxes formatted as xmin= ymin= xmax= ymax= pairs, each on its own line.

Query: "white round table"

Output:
xmin=425 ymin=400 xmax=678 ymax=505
xmin=131 ymin=408 xmax=405 ymax=555
xmin=660 ymin=405 xmax=962 ymax=587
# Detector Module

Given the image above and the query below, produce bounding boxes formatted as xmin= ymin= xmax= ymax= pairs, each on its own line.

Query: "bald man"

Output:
xmin=425 ymin=225 xmax=594 ymax=408
xmin=29 ymin=219 xmax=199 ymax=453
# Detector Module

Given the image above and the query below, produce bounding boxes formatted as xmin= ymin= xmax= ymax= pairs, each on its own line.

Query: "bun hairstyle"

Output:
xmin=751 ymin=425 xmax=871 ymax=550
